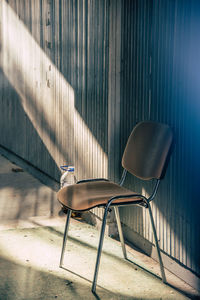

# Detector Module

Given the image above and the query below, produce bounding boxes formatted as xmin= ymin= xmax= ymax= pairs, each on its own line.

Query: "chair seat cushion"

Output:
xmin=57 ymin=180 xmax=144 ymax=211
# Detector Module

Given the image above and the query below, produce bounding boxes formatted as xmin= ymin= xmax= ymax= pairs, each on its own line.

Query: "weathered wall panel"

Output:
xmin=72 ymin=0 xmax=109 ymax=180
xmin=118 ymin=0 xmax=200 ymax=277
xmin=0 ymin=0 xmax=109 ymax=183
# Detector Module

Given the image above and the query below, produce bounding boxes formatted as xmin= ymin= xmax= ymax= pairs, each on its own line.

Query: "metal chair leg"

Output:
xmin=148 ymin=203 xmax=166 ymax=283
xmin=114 ymin=206 xmax=127 ymax=259
xmin=92 ymin=206 xmax=109 ymax=293
xmin=59 ymin=209 xmax=72 ymax=267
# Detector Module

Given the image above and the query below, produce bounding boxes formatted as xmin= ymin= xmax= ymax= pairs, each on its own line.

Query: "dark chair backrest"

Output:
xmin=122 ymin=121 xmax=173 ymax=180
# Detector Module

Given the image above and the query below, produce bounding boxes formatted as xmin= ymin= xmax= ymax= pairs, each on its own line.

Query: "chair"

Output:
xmin=57 ymin=121 xmax=173 ymax=293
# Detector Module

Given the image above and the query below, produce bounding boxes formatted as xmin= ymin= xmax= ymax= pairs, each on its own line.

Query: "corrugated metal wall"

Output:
xmin=0 ymin=0 xmax=109 ymax=183
xmin=0 ymin=0 xmax=75 ymax=181
xmin=0 ymin=0 xmax=199 ymax=281
xmin=119 ymin=0 xmax=200 ymax=277
xmin=72 ymin=0 xmax=109 ymax=180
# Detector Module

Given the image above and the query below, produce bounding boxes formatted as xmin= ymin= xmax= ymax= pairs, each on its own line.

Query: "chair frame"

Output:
xmin=59 ymin=168 xmax=166 ymax=293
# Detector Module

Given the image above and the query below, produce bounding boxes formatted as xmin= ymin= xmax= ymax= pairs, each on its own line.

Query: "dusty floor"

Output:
xmin=0 ymin=152 xmax=199 ymax=300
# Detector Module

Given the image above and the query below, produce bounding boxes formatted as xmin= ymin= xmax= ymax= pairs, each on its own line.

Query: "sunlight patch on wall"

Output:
xmin=0 ymin=0 xmax=108 ymax=179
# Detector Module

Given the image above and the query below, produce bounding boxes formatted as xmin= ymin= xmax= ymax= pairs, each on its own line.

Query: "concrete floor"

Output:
xmin=0 ymin=153 xmax=199 ymax=300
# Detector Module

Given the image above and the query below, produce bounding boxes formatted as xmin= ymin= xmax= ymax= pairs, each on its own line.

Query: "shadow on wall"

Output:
xmin=0 ymin=0 xmax=108 ymax=182
xmin=0 ymin=68 xmax=61 ymax=181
